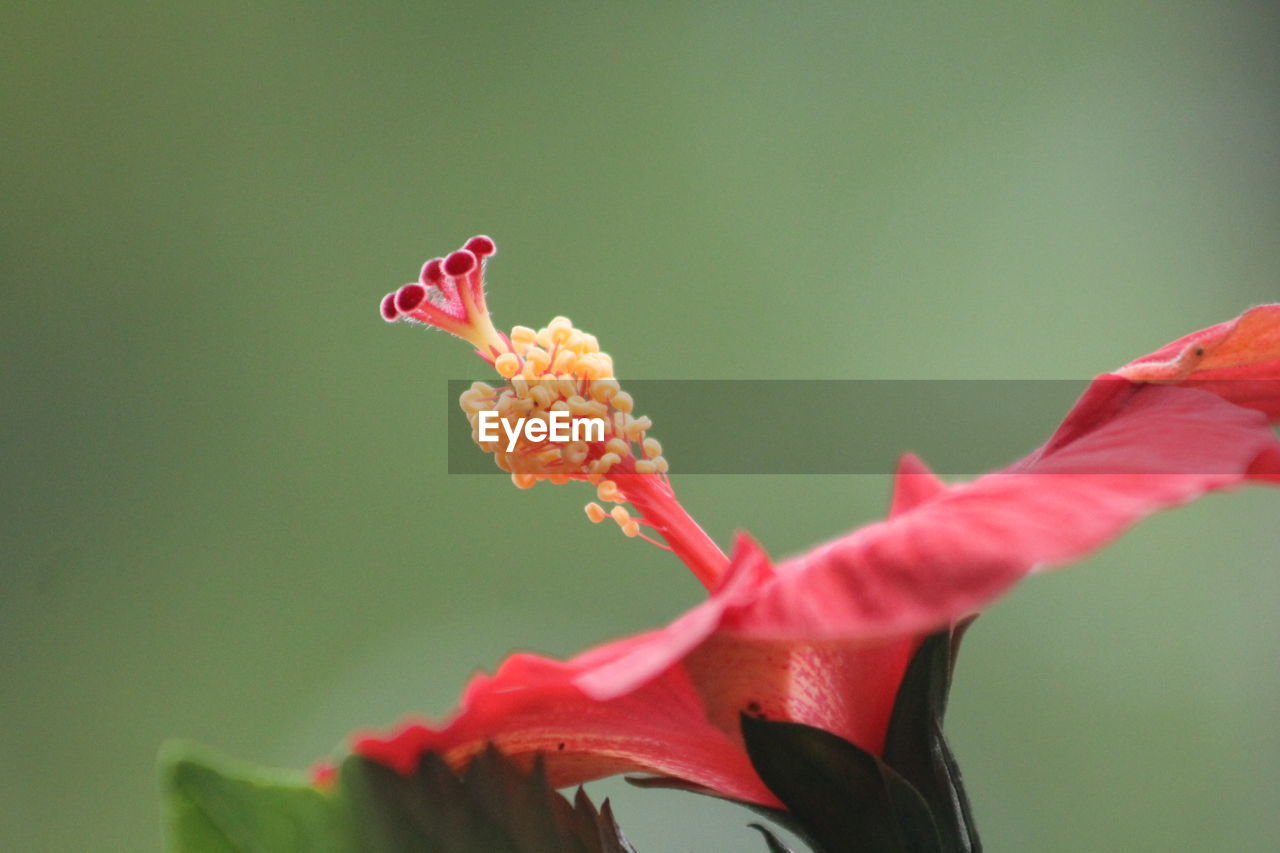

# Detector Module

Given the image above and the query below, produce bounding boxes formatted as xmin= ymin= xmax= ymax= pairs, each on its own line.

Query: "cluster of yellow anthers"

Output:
xmin=460 ymin=316 xmax=669 ymax=541
xmin=380 ymin=237 xmax=669 ymax=543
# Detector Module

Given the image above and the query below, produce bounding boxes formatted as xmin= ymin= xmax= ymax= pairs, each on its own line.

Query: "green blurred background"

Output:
xmin=3 ymin=2 xmax=1277 ymax=850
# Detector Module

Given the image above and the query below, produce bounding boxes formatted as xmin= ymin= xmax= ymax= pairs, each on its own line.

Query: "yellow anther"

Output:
xmin=610 ymin=505 xmax=631 ymax=523
xmin=612 ymin=391 xmax=634 ymax=413
xmin=536 ymin=448 xmax=562 ymax=466
xmin=549 ymin=316 xmax=573 ymax=345
xmin=626 ymin=415 xmax=653 ymax=442
xmin=596 ymin=452 xmax=620 ymax=474
xmin=634 ymin=460 xmax=657 ymax=474
xmin=525 ymin=346 xmax=550 ymax=371
xmin=512 ymin=473 xmax=537 ymax=489
xmin=605 ymin=437 xmax=630 ymax=457
xmin=530 ymin=384 xmax=554 ymax=409
xmin=552 ymin=349 xmax=578 ymax=373
xmin=510 ymin=325 xmax=536 ymax=346
xmin=535 ymin=328 xmax=553 ymax=349
xmin=620 ymin=520 xmax=640 ymax=538
xmin=653 ymin=455 xmax=669 ymax=473
xmin=470 ymin=381 xmax=496 ymax=395
xmin=597 ymin=479 xmax=622 ymax=502
xmin=557 ymin=377 xmax=579 ymax=399
xmin=585 ymin=502 xmax=607 ymax=523
xmin=575 ymin=354 xmax=607 ymax=379
xmin=510 ymin=377 xmax=530 ymax=399
xmin=589 ymin=379 xmax=620 ymax=403
xmin=580 ymin=333 xmax=600 ymax=353
xmin=496 ymin=394 xmax=523 ymax=418
xmin=567 ymin=395 xmax=592 ymax=417
xmin=459 ymin=389 xmax=487 ymax=414
xmin=563 ymin=442 xmax=589 ymax=466
xmin=495 ymin=352 xmax=520 ymax=379
xmin=642 ymin=437 xmax=662 ymax=459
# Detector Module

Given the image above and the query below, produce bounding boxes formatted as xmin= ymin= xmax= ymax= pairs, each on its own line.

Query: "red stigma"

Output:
xmin=396 ymin=283 xmax=428 ymax=313
xmin=443 ymin=249 xmax=477 ymax=277
xmin=378 ymin=235 xmax=504 ymax=352
xmin=421 ymin=258 xmax=445 ymax=287
xmin=380 ymin=292 xmax=400 ymax=322
xmin=464 ymin=235 xmax=496 ymax=259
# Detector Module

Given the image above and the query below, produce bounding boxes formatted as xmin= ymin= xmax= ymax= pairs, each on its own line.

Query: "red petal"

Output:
xmin=579 ymin=536 xmax=917 ymax=757
xmin=746 ymin=383 xmax=1279 ymax=641
xmin=572 ymin=534 xmax=774 ymax=700
xmin=888 ymin=453 xmax=948 ymax=517
xmin=1118 ymin=304 xmax=1280 ymax=419
xmin=353 ymin=628 xmax=778 ymax=806
xmin=682 ymin=632 xmax=916 ymax=757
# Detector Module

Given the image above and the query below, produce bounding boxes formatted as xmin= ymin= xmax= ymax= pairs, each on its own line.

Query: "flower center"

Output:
xmin=380 ymin=236 xmax=729 ymax=590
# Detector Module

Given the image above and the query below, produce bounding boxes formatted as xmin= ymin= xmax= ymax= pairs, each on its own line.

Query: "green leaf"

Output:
xmin=740 ymin=716 xmax=942 ymax=853
xmin=161 ymin=741 xmax=351 ymax=853
xmin=160 ymin=741 xmax=636 ymax=853
xmin=881 ymin=621 xmax=982 ymax=853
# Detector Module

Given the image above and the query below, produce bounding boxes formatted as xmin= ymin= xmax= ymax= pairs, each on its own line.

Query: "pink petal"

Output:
xmin=681 ymin=631 xmax=916 ymax=757
xmin=579 ymin=504 xmax=925 ymax=758
xmin=888 ymin=452 xmax=948 ymax=516
xmin=353 ymin=635 xmax=779 ymax=806
xmin=744 ymin=383 xmax=1279 ymax=642
xmin=573 ymin=535 xmax=774 ymax=700
xmin=1118 ymin=304 xmax=1280 ymax=419
xmin=573 ymin=536 xmax=917 ymax=757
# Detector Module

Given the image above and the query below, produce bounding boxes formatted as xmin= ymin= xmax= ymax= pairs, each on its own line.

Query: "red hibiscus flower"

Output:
xmin=361 ymin=237 xmax=1279 ymax=811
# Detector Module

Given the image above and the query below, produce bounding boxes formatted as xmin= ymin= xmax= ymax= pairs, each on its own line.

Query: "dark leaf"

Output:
xmin=595 ymin=799 xmax=639 ymax=853
xmin=881 ymin=623 xmax=982 ymax=853
xmin=623 ymin=774 xmax=719 ymax=796
xmin=749 ymin=823 xmax=797 ymax=853
xmin=741 ymin=715 xmax=942 ymax=853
